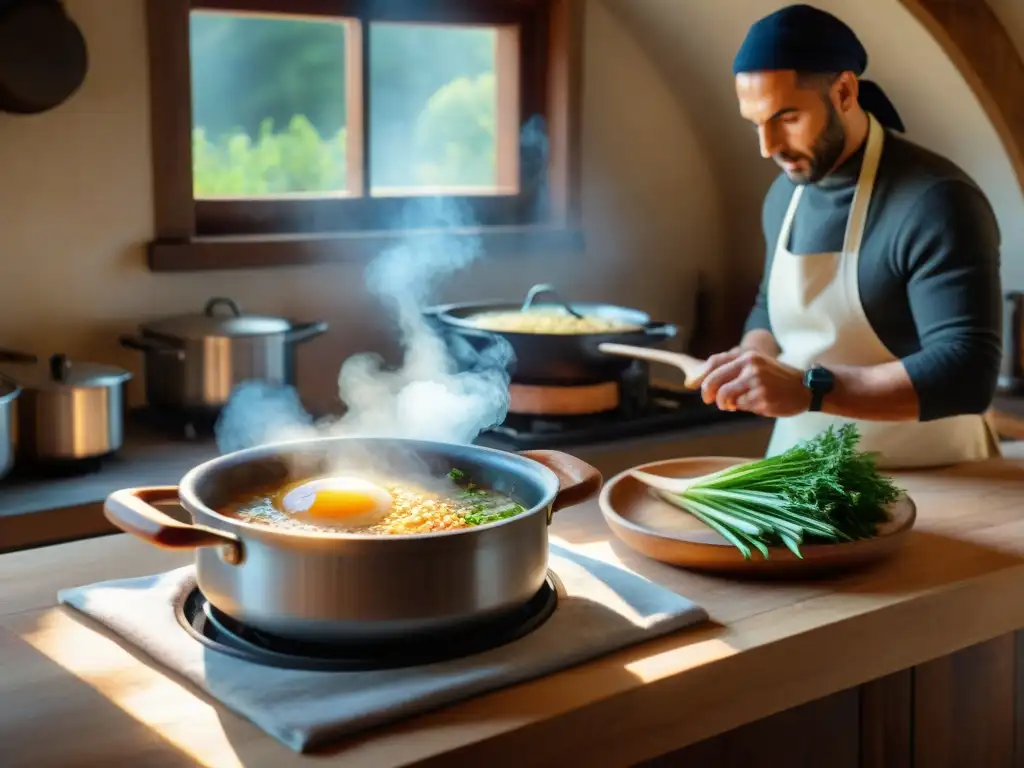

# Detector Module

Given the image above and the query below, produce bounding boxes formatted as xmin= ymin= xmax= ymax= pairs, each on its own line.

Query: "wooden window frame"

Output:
xmin=146 ymin=0 xmax=584 ymax=272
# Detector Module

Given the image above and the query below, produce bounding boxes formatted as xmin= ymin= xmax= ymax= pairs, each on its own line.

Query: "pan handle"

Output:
xmin=0 ymin=348 xmax=38 ymax=365
xmin=119 ymin=334 xmax=186 ymax=359
xmin=521 ymin=284 xmax=585 ymax=320
xmin=519 ymin=450 xmax=603 ymax=523
xmin=598 ymin=342 xmax=705 ymax=388
xmin=104 ymin=486 xmax=243 ymax=565
xmin=642 ymin=322 xmax=678 ymax=338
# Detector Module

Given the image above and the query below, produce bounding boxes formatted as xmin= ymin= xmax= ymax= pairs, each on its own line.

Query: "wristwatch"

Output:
xmin=803 ymin=365 xmax=835 ymax=412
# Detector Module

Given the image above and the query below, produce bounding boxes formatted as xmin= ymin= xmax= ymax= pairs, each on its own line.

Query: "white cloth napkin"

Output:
xmin=58 ymin=543 xmax=708 ymax=753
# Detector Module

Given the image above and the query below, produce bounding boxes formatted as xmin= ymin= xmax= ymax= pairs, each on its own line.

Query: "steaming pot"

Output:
xmin=119 ymin=297 xmax=328 ymax=413
xmin=426 ymin=284 xmax=680 ymax=384
xmin=103 ymin=437 xmax=602 ymax=642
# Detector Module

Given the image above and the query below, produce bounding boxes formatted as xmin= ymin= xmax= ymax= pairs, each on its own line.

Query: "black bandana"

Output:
xmin=733 ymin=4 xmax=905 ymax=132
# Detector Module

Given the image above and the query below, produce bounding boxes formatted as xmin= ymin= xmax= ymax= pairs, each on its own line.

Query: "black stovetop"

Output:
xmin=128 ymin=362 xmax=755 ymax=451
xmin=177 ymin=574 xmax=561 ymax=671
xmin=474 ymin=360 xmax=756 ymax=450
xmin=478 ymin=385 xmax=754 ymax=450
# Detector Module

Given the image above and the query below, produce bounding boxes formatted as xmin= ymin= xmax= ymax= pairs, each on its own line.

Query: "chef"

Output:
xmin=693 ymin=4 xmax=1004 ymax=468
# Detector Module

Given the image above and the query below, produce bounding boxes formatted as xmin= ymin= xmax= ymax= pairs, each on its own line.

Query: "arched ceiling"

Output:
xmin=902 ymin=0 xmax=1024 ymax=195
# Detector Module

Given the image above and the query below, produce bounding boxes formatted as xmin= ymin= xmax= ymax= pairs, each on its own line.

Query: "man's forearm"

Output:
xmin=822 ymin=360 xmax=920 ymax=421
xmin=740 ymin=329 xmax=780 ymax=358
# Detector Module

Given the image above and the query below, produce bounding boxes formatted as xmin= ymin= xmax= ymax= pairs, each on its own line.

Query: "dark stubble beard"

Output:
xmin=776 ymin=100 xmax=847 ymax=185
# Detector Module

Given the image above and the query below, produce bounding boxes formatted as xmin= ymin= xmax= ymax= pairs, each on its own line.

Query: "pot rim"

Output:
xmin=178 ymin=435 xmax=562 ymax=542
xmin=427 ymin=299 xmax=672 ymax=334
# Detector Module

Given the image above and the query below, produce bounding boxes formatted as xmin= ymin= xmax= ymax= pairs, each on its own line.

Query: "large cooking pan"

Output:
xmin=426 ymin=284 xmax=688 ymax=384
xmin=103 ymin=437 xmax=602 ymax=643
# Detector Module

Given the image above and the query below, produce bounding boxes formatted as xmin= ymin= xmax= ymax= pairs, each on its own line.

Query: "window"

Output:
xmin=146 ymin=0 xmax=584 ymax=271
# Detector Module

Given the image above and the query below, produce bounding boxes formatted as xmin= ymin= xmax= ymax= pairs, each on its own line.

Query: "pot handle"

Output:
xmin=119 ymin=334 xmax=186 ymax=359
xmin=104 ymin=486 xmax=243 ymax=564
xmin=522 ymin=283 xmax=585 ymax=319
xmin=0 ymin=348 xmax=38 ymax=365
xmin=286 ymin=320 xmax=329 ymax=344
xmin=598 ymin=342 xmax=705 ymax=389
xmin=642 ymin=322 xmax=678 ymax=338
xmin=519 ymin=450 xmax=603 ymax=520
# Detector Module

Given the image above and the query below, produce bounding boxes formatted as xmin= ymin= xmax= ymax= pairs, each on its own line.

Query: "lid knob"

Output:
xmin=49 ymin=353 xmax=70 ymax=383
xmin=204 ymin=297 xmax=242 ymax=317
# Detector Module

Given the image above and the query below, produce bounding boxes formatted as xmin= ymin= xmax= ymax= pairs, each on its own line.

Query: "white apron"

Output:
xmin=764 ymin=113 xmax=1000 ymax=469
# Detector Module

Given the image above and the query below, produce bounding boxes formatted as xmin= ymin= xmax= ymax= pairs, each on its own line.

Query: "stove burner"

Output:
xmin=483 ymin=382 xmax=757 ymax=450
xmin=175 ymin=574 xmax=561 ymax=671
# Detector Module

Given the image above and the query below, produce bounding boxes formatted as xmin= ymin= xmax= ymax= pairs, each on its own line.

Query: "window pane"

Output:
xmin=368 ymin=22 xmax=517 ymax=197
xmin=189 ymin=11 xmax=353 ymax=199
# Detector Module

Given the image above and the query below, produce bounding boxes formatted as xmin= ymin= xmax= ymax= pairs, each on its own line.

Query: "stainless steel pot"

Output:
xmin=0 ymin=348 xmax=38 ymax=474
xmin=119 ymin=297 xmax=328 ymax=413
xmin=104 ymin=438 xmax=602 ymax=642
xmin=0 ymin=375 xmax=19 ymax=480
xmin=1000 ymin=290 xmax=1024 ymax=393
xmin=12 ymin=353 xmax=132 ymax=461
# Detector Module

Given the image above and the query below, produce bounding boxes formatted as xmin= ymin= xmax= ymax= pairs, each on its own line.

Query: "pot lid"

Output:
xmin=5 ymin=354 xmax=133 ymax=390
xmin=140 ymin=297 xmax=293 ymax=340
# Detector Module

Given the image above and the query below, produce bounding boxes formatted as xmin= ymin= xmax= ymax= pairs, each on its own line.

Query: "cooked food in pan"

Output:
xmin=468 ymin=308 xmax=641 ymax=335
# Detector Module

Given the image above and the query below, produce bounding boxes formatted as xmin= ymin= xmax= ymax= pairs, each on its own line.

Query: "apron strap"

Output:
xmin=842 ymin=114 xmax=885 ymax=256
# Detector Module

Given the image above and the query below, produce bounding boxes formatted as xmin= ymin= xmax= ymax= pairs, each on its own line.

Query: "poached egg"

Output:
xmin=277 ymin=476 xmax=394 ymax=528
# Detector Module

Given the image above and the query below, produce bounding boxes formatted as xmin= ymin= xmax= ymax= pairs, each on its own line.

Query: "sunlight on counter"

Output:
xmin=20 ymin=609 xmax=246 ymax=768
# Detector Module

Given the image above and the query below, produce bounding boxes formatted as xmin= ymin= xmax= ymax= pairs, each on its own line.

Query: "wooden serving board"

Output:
xmin=599 ymin=457 xmax=916 ymax=578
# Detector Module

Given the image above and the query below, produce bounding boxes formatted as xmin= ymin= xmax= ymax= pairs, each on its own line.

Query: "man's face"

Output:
xmin=735 ymin=70 xmax=847 ymax=184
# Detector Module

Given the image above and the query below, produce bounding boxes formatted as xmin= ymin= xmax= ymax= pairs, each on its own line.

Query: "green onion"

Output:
xmin=654 ymin=424 xmax=902 ymax=559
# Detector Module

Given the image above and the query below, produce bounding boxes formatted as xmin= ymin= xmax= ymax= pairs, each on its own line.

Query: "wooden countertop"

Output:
xmin=4 ymin=445 xmax=1024 ymax=767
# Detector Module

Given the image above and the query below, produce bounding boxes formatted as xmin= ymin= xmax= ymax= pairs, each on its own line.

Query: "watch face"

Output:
xmin=805 ymin=366 xmax=834 ymax=393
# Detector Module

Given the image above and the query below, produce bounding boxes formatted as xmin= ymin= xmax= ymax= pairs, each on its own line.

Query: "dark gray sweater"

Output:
xmin=743 ymin=131 xmax=1003 ymax=422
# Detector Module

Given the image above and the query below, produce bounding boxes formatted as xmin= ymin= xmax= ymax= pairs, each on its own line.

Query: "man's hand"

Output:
xmin=690 ymin=349 xmax=809 ymax=417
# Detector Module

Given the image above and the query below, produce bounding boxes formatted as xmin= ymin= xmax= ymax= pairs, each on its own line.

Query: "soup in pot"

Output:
xmin=468 ymin=308 xmax=641 ymax=335
xmin=220 ymin=468 xmax=527 ymax=535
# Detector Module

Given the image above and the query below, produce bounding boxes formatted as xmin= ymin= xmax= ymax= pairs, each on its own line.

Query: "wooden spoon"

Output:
xmin=597 ymin=343 xmax=706 ymax=389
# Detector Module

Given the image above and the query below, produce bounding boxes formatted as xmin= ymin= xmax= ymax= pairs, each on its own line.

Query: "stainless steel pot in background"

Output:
xmin=104 ymin=438 xmax=603 ymax=643
xmin=0 ymin=376 xmax=19 ymax=480
xmin=9 ymin=353 xmax=132 ymax=462
xmin=0 ymin=348 xmax=38 ymax=477
xmin=120 ymin=297 xmax=328 ymax=413
xmin=1000 ymin=290 xmax=1024 ymax=393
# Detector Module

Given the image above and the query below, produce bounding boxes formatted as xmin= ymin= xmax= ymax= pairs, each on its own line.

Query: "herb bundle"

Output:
xmin=652 ymin=424 xmax=902 ymax=559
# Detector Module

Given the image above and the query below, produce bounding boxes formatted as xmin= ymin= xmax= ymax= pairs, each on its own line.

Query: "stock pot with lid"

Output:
xmin=120 ymin=296 xmax=328 ymax=413
xmin=0 ymin=348 xmax=37 ymax=476
xmin=8 ymin=353 xmax=132 ymax=462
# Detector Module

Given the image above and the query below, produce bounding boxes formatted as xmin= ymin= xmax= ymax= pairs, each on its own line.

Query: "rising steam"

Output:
xmin=215 ymin=196 xmax=515 ymax=455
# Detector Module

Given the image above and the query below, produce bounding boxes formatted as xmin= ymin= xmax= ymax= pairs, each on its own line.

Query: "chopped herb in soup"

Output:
xmin=221 ymin=467 xmax=527 ymax=535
